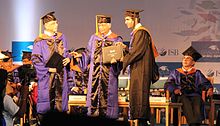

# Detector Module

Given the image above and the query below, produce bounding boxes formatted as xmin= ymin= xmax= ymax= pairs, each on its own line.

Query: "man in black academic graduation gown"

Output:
xmin=122 ymin=9 xmax=159 ymax=125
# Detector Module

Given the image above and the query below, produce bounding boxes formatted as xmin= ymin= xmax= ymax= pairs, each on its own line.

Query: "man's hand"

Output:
xmin=63 ymin=58 xmax=70 ymax=66
xmin=69 ymin=51 xmax=82 ymax=58
xmin=115 ymin=42 xmax=127 ymax=49
xmin=49 ymin=68 xmax=57 ymax=73
xmin=71 ymin=87 xmax=79 ymax=93
xmin=207 ymin=88 xmax=213 ymax=97
xmin=174 ymin=89 xmax=182 ymax=95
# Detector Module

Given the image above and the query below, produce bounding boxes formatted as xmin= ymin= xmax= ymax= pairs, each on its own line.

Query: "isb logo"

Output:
xmin=159 ymin=48 xmax=179 ymax=56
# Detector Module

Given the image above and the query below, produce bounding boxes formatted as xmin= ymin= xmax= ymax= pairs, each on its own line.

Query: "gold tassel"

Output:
xmin=95 ymin=15 xmax=98 ymax=35
xmin=39 ymin=19 xmax=42 ymax=36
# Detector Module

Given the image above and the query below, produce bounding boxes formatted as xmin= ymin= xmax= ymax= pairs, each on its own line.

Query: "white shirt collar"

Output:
xmin=182 ymin=67 xmax=194 ymax=73
xmin=44 ymin=30 xmax=54 ymax=37
xmin=134 ymin=23 xmax=142 ymax=30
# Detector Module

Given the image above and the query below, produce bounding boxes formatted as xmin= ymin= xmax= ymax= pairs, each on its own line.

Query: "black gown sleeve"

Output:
xmin=123 ymin=30 xmax=150 ymax=71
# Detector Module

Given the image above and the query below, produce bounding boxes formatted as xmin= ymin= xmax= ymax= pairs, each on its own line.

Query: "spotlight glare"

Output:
xmin=13 ymin=0 xmax=35 ymax=41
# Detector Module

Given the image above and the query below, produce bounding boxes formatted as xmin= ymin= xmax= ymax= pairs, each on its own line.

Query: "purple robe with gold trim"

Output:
xmin=31 ymin=32 xmax=70 ymax=114
xmin=164 ymin=68 xmax=213 ymax=99
xmin=83 ymin=33 xmax=122 ymax=119
xmin=164 ymin=68 xmax=213 ymax=123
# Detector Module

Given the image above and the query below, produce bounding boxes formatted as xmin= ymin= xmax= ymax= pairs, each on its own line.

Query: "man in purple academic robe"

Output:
xmin=31 ymin=12 xmax=70 ymax=116
xmin=164 ymin=46 xmax=213 ymax=126
xmin=71 ymin=15 xmax=124 ymax=119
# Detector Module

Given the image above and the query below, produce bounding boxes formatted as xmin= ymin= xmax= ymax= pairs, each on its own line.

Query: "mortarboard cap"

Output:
xmin=22 ymin=51 xmax=32 ymax=60
xmin=1 ymin=50 xmax=12 ymax=62
xmin=0 ymin=52 xmax=8 ymax=60
xmin=182 ymin=46 xmax=202 ymax=61
xmin=96 ymin=15 xmax=111 ymax=23
xmin=1 ymin=50 xmax=12 ymax=57
xmin=124 ymin=9 xmax=144 ymax=18
xmin=41 ymin=11 xmax=57 ymax=25
xmin=74 ymin=47 xmax=85 ymax=54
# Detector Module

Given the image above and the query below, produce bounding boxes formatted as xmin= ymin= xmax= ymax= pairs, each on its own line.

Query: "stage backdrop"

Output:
xmin=0 ymin=0 xmax=220 ymax=86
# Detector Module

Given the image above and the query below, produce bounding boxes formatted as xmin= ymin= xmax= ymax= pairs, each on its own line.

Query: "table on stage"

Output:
xmin=117 ymin=102 xmax=183 ymax=126
xmin=68 ymin=100 xmax=182 ymax=126
xmin=150 ymin=102 xmax=182 ymax=126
